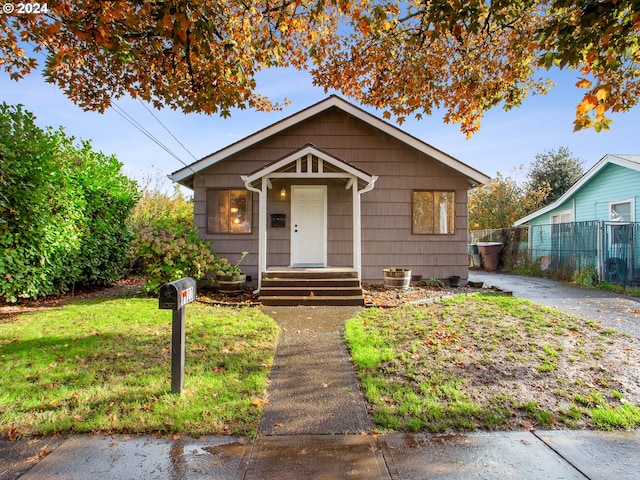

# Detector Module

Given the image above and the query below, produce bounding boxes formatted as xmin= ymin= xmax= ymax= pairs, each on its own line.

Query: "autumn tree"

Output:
xmin=468 ymin=172 xmax=550 ymax=229
xmin=1 ymin=1 xmax=638 ymax=134
xmin=526 ymin=147 xmax=585 ymax=206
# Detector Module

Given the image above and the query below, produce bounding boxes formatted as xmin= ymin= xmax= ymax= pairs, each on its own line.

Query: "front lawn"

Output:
xmin=345 ymin=294 xmax=640 ymax=433
xmin=0 ymin=295 xmax=279 ymax=438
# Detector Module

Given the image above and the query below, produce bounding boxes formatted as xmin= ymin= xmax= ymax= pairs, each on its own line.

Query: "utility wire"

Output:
xmin=137 ymin=99 xmax=199 ymax=161
xmin=111 ymin=102 xmax=184 ymax=164
xmin=111 ymin=101 xmax=202 ymax=182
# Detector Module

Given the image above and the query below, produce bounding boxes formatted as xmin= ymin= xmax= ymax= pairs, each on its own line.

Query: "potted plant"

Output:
xmin=214 ymin=251 xmax=249 ymax=295
xmin=383 ymin=267 xmax=412 ymax=290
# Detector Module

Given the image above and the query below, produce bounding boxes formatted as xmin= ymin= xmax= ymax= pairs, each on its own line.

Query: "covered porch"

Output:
xmin=241 ymin=144 xmax=377 ymax=292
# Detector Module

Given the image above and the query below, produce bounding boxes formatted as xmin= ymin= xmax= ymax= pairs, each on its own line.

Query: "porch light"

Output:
xmin=280 ymin=187 xmax=286 ymax=198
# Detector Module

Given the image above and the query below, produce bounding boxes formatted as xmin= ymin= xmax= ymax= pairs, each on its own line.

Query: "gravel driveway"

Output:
xmin=470 ymin=271 xmax=640 ymax=338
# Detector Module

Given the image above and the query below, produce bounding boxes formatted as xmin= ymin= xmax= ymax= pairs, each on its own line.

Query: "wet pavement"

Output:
xmin=7 ymin=430 xmax=640 ymax=479
xmin=469 ymin=271 xmax=640 ymax=338
xmin=3 ymin=282 xmax=640 ymax=479
xmin=257 ymin=306 xmax=370 ymax=436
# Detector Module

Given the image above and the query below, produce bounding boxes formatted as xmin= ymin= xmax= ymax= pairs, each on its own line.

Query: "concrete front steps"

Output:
xmin=258 ymin=269 xmax=365 ymax=306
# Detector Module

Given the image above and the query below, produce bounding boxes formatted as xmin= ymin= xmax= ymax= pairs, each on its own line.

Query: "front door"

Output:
xmin=291 ymin=185 xmax=327 ymax=267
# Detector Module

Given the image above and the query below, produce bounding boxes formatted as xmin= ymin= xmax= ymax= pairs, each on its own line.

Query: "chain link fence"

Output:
xmin=470 ymin=221 xmax=640 ymax=286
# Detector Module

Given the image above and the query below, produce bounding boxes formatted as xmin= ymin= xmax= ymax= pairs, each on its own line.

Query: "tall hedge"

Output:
xmin=0 ymin=103 xmax=139 ymax=302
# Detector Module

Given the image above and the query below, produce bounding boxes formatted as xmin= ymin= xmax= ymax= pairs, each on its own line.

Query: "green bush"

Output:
xmin=130 ymin=220 xmax=216 ymax=294
xmin=574 ymin=265 xmax=599 ymax=287
xmin=128 ymin=182 xmax=193 ymax=231
xmin=0 ymin=104 xmax=138 ymax=302
xmin=127 ymin=184 xmax=216 ymax=293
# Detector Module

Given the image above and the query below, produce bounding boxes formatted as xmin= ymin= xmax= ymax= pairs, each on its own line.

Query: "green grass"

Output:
xmin=0 ymin=295 xmax=279 ymax=438
xmin=345 ymin=294 xmax=640 ymax=433
xmin=597 ymin=283 xmax=640 ymax=298
xmin=592 ymin=404 xmax=640 ymax=429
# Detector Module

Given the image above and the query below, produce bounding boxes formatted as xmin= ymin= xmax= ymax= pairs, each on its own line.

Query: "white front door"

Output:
xmin=291 ymin=185 xmax=327 ymax=267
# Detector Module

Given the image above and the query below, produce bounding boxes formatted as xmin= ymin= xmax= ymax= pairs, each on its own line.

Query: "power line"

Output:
xmin=111 ymin=101 xmax=183 ymax=164
xmin=110 ymin=101 xmax=201 ymax=182
xmin=137 ymin=99 xmax=199 ymax=161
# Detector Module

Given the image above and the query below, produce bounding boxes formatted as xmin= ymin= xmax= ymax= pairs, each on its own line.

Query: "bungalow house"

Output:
xmin=171 ymin=96 xmax=490 ymax=304
xmin=514 ymin=154 xmax=640 ymax=283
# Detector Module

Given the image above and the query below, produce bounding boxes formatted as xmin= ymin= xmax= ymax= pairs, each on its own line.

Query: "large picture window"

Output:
xmin=412 ymin=191 xmax=455 ymax=235
xmin=207 ymin=189 xmax=252 ymax=234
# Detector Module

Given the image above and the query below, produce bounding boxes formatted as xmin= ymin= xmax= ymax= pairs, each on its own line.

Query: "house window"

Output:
xmin=551 ymin=211 xmax=572 ymax=224
xmin=610 ymin=199 xmax=633 ymax=245
xmin=412 ymin=191 xmax=455 ymax=235
xmin=551 ymin=210 xmax=573 ymax=237
xmin=610 ymin=200 xmax=632 ymax=223
xmin=207 ymin=189 xmax=252 ymax=234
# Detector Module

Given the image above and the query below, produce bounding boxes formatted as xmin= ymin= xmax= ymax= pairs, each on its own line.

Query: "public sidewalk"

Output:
xmin=6 ymin=429 xmax=640 ymax=479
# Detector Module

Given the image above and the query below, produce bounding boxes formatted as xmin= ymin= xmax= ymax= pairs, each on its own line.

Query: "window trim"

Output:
xmin=411 ymin=190 xmax=456 ymax=235
xmin=206 ymin=188 xmax=253 ymax=235
xmin=550 ymin=209 xmax=573 ymax=224
xmin=609 ymin=198 xmax=634 ymax=246
xmin=609 ymin=198 xmax=634 ymax=223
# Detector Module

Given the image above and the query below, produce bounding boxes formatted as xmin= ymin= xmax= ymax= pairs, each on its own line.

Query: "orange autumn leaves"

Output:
xmin=1 ymin=0 xmax=638 ymax=134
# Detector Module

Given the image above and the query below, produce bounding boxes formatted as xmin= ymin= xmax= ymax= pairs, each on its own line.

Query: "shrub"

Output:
xmin=127 ymin=186 xmax=217 ymax=293
xmin=0 ymin=104 xmax=138 ymax=302
xmin=574 ymin=264 xmax=599 ymax=287
xmin=128 ymin=180 xmax=193 ymax=231
xmin=130 ymin=219 xmax=216 ymax=294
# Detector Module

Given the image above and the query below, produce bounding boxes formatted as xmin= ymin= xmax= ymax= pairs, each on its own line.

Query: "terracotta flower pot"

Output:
xmin=477 ymin=243 xmax=503 ymax=272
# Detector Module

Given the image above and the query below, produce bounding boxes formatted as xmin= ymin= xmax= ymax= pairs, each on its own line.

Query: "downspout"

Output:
xmin=353 ymin=175 xmax=378 ymax=280
xmin=241 ymin=176 xmax=264 ymax=294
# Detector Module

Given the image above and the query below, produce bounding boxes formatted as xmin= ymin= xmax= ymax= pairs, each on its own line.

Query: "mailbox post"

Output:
xmin=159 ymin=277 xmax=196 ymax=394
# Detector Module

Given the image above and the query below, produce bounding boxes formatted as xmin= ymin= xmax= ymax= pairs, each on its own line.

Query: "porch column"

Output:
xmin=258 ymin=178 xmax=268 ymax=289
xmin=355 ymin=175 xmax=378 ymax=282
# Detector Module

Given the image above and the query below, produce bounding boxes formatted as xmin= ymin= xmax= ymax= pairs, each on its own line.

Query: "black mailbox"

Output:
xmin=271 ymin=213 xmax=286 ymax=227
xmin=158 ymin=277 xmax=197 ymax=394
xmin=159 ymin=277 xmax=197 ymax=310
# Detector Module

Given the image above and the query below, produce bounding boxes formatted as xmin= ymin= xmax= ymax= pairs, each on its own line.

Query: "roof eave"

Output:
xmin=513 ymin=153 xmax=640 ymax=226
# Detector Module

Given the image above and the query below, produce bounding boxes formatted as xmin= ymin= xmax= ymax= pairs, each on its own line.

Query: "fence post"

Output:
xmin=597 ymin=220 xmax=604 ymax=282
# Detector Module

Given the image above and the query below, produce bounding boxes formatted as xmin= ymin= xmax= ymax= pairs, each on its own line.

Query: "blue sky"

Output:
xmin=2 ymin=60 xmax=639 ymax=192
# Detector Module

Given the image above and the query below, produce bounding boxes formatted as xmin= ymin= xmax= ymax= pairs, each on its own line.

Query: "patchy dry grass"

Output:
xmin=345 ymin=294 xmax=640 ymax=433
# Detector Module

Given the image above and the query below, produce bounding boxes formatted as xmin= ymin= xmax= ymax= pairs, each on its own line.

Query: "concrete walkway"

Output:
xmin=257 ymin=306 xmax=370 ymax=435
xmin=3 ymin=290 xmax=640 ymax=479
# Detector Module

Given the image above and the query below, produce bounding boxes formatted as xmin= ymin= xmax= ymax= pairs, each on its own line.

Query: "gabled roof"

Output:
xmin=514 ymin=154 xmax=640 ymax=226
xmin=171 ymin=95 xmax=490 ymax=188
